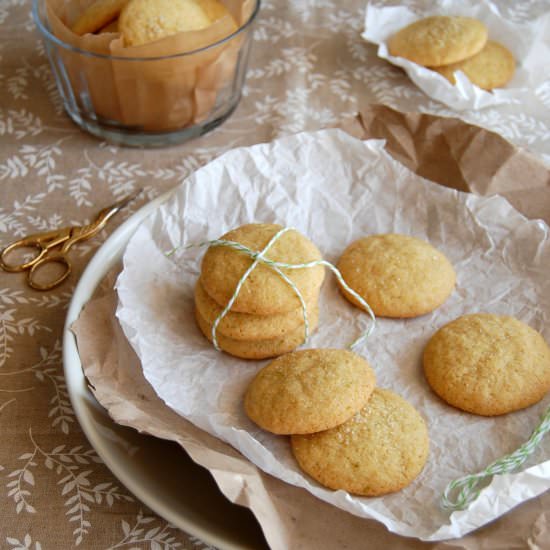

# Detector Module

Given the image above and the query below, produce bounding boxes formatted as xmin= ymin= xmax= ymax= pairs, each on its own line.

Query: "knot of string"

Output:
xmin=168 ymin=227 xmax=376 ymax=351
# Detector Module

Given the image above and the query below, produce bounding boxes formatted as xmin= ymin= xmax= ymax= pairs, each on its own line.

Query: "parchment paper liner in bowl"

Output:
xmin=45 ymin=0 xmax=255 ymax=131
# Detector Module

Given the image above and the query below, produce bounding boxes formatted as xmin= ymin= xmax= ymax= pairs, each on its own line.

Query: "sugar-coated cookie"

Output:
xmin=194 ymin=281 xmax=318 ymax=341
xmin=71 ymin=0 xmax=128 ymax=35
xmin=244 ymin=349 xmax=376 ymax=434
xmin=291 ymin=388 xmax=429 ymax=496
xmin=432 ymin=41 xmax=515 ymax=90
xmin=200 ymin=224 xmax=325 ymax=315
xmin=337 ymin=234 xmax=455 ymax=318
xmin=423 ymin=313 xmax=550 ymax=416
xmin=388 ymin=16 xmax=488 ymax=67
xmin=194 ymin=306 xmax=319 ymax=360
xmin=119 ymin=0 xmax=212 ymax=46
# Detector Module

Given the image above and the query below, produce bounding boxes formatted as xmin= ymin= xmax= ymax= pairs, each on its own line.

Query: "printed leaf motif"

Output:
xmin=5 ymin=430 xmax=133 ymax=546
xmin=5 ymin=534 xmax=42 ymax=550
xmin=108 ymin=511 xmax=184 ymax=549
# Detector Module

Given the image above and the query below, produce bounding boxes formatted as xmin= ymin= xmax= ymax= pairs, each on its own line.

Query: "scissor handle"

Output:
xmin=0 ymin=238 xmax=51 ymax=273
xmin=26 ymin=252 xmax=71 ymax=291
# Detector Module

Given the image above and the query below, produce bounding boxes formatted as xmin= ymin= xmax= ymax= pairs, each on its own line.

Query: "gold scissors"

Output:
xmin=0 ymin=190 xmax=141 ymax=291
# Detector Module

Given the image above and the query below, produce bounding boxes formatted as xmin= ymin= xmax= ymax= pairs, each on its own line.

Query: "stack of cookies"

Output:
xmin=195 ymin=223 xmax=326 ymax=359
xmin=245 ymin=349 xmax=430 ymax=496
xmin=388 ymin=16 xmax=516 ymax=91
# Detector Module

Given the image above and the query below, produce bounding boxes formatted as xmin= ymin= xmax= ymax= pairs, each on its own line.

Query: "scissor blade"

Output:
xmin=93 ymin=188 xmax=143 ymax=226
xmin=70 ymin=189 xmax=144 ymax=243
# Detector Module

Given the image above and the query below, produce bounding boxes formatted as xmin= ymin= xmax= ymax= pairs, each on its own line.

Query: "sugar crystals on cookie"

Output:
xmin=423 ymin=313 xmax=550 ymax=416
xmin=337 ymin=233 xmax=455 ymax=318
xmin=244 ymin=349 xmax=376 ymax=434
xmin=388 ymin=16 xmax=488 ymax=67
xmin=291 ymin=388 xmax=429 ymax=496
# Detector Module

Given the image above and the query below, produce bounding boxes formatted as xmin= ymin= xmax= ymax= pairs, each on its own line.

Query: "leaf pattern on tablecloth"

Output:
xmin=6 ymin=534 xmax=43 ymax=550
xmin=0 ymin=0 xmax=548 ymax=548
xmin=6 ymin=430 xmax=133 ymax=546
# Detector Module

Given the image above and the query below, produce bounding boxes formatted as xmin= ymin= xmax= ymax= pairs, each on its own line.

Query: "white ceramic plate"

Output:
xmin=63 ymin=191 xmax=267 ymax=550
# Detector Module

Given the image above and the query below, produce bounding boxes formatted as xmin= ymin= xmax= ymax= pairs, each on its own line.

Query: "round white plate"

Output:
xmin=63 ymin=192 xmax=267 ymax=550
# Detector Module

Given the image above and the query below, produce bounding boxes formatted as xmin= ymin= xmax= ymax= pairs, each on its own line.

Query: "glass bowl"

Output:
xmin=32 ymin=0 xmax=260 ymax=147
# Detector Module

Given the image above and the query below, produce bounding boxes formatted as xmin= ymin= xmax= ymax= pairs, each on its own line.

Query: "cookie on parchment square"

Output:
xmin=200 ymin=224 xmax=325 ymax=316
xmin=194 ymin=281 xmax=319 ymax=341
xmin=388 ymin=16 xmax=488 ymax=67
xmin=337 ymin=234 xmax=455 ymax=318
xmin=291 ymin=388 xmax=429 ymax=496
xmin=432 ymin=41 xmax=516 ymax=90
xmin=423 ymin=313 xmax=550 ymax=416
xmin=244 ymin=349 xmax=376 ymax=435
xmin=194 ymin=306 xmax=319 ymax=360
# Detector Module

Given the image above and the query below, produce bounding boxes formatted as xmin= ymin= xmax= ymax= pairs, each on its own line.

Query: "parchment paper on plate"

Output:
xmin=114 ymin=129 xmax=550 ymax=541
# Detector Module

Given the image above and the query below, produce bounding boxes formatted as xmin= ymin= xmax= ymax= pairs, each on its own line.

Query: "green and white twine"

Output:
xmin=168 ymin=226 xmax=376 ymax=351
xmin=168 ymin=225 xmax=550 ymax=513
xmin=442 ymin=404 xmax=550 ymax=511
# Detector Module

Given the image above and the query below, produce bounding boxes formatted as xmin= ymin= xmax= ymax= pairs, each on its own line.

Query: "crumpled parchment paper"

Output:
xmin=362 ymin=1 xmax=550 ymax=111
xmin=114 ymin=128 xmax=550 ymax=541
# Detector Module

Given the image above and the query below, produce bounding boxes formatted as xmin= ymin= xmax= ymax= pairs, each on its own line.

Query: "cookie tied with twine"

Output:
xmin=168 ymin=223 xmax=377 ymax=360
xmin=200 ymin=223 xmax=326 ymax=316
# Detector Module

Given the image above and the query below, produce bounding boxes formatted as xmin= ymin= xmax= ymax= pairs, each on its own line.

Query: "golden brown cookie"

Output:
xmin=195 ymin=306 xmax=319 ymax=360
xmin=119 ymin=0 xmax=212 ymax=47
xmin=244 ymin=349 xmax=376 ymax=434
xmin=388 ymin=16 xmax=488 ymax=67
xmin=71 ymin=0 xmax=128 ymax=35
xmin=337 ymin=234 xmax=455 ymax=318
xmin=200 ymin=224 xmax=325 ymax=315
xmin=195 ymin=281 xmax=318 ymax=341
xmin=291 ymin=388 xmax=429 ymax=496
xmin=432 ymin=41 xmax=516 ymax=90
xmin=423 ymin=313 xmax=550 ymax=416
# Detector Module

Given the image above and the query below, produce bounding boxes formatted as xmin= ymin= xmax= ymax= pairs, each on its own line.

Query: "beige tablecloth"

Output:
xmin=1 ymin=1 xmax=549 ymax=549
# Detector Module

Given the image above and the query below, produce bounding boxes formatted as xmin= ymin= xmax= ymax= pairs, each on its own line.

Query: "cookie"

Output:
xmin=195 ymin=281 xmax=319 ymax=341
xmin=200 ymin=224 xmax=325 ymax=315
xmin=337 ymin=234 xmax=455 ymax=318
xmin=119 ymin=0 xmax=212 ymax=47
xmin=194 ymin=306 xmax=319 ymax=360
xmin=388 ymin=16 xmax=488 ymax=67
xmin=244 ymin=349 xmax=376 ymax=434
xmin=71 ymin=0 xmax=128 ymax=35
xmin=291 ymin=388 xmax=429 ymax=496
xmin=423 ymin=313 xmax=550 ymax=416
xmin=432 ymin=41 xmax=516 ymax=90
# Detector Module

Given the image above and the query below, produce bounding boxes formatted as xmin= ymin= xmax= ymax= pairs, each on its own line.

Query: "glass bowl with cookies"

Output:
xmin=32 ymin=0 xmax=260 ymax=147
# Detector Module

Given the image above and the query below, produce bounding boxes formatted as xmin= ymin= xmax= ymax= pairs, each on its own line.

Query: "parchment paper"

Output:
xmin=114 ymin=128 xmax=550 ymax=541
xmin=72 ymin=106 xmax=550 ymax=548
xmin=362 ymin=1 xmax=550 ymax=111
